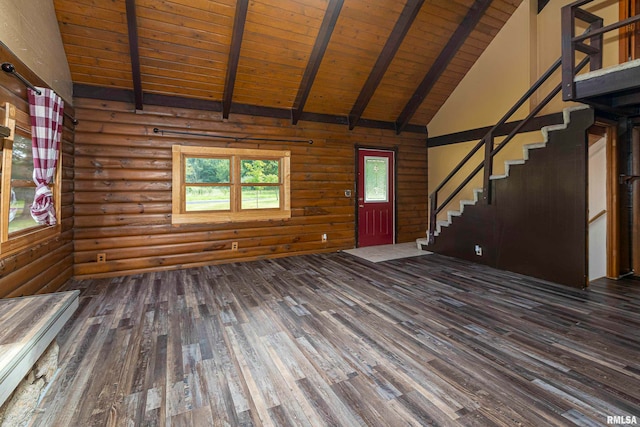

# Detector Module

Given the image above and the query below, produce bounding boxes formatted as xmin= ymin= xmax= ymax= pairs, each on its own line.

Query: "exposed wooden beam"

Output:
xmin=223 ymin=0 xmax=249 ymax=119
xmin=427 ymin=112 xmax=564 ymax=147
xmin=72 ymin=83 xmax=428 ymax=134
xmin=395 ymin=0 xmax=492 ymax=134
xmin=348 ymin=0 xmax=425 ymax=130
xmin=291 ymin=0 xmax=344 ymax=125
xmin=125 ymin=0 xmax=143 ymax=111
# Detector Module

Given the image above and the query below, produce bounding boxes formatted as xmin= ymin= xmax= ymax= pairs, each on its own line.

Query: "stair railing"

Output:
xmin=427 ymin=0 xmax=611 ymax=245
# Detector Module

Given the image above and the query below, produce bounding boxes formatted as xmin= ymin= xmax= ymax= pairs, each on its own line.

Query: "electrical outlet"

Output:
xmin=474 ymin=245 xmax=482 ymax=256
xmin=97 ymin=253 xmax=106 ymax=263
xmin=231 ymin=241 xmax=238 ymax=251
xmin=321 ymin=233 xmax=327 ymax=242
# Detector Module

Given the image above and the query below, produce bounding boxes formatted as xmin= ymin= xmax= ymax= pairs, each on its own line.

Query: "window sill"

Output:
xmin=172 ymin=210 xmax=291 ymax=225
xmin=0 ymin=224 xmax=61 ymax=257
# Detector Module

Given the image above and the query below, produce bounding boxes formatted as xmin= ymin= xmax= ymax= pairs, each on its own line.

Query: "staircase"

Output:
xmin=422 ymin=105 xmax=594 ymax=287
xmin=416 ymin=1 xmax=640 ymax=288
xmin=430 ymin=105 xmax=589 ymax=239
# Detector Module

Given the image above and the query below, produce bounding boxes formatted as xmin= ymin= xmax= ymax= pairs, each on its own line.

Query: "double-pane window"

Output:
xmin=172 ymin=146 xmax=290 ymax=224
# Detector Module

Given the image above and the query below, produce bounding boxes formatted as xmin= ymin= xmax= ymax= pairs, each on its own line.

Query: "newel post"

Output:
xmin=482 ymin=132 xmax=493 ymax=204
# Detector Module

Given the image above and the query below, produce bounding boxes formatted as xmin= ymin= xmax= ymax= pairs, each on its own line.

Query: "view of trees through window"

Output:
xmin=8 ymin=133 xmax=38 ymax=234
xmin=184 ymin=157 xmax=280 ymax=211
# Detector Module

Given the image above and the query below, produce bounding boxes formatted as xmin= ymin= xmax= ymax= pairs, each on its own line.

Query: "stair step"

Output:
xmin=434 ymin=188 xmax=484 ymax=237
xmin=522 ymin=142 xmax=546 ymax=160
xmin=490 ymin=159 xmax=525 ymax=180
xmin=473 ymin=188 xmax=483 ymax=202
xmin=415 ymin=237 xmax=429 ymax=250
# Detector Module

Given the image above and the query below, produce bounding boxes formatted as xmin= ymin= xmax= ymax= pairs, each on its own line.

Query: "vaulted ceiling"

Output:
xmin=53 ymin=0 xmax=522 ymax=133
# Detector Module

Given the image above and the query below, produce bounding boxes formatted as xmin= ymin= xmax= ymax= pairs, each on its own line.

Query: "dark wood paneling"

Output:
xmin=73 ymin=97 xmax=427 ymax=279
xmin=0 ymin=45 xmax=75 ymax=297
xmin=427 ymin=107 xmax=594 ymax=288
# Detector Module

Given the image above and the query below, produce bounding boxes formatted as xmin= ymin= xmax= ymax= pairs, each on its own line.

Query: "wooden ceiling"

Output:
xmin=53 ymin=0 xmax=522 ymax=133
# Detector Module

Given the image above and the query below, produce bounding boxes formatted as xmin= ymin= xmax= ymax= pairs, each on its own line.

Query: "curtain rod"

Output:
xmin=153 ymin=127 xmax=313 ymax=144
xmin=1 ymin=62 xmax=79 ymax=126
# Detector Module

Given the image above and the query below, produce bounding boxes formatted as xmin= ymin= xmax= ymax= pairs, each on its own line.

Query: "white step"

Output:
xmin=522 ymin=142 xmax=546 ymax=160
xmin=416 ymin=237 xmax=429 ymax=249
xmin=490 ymin=159 xmax=526 ymax=180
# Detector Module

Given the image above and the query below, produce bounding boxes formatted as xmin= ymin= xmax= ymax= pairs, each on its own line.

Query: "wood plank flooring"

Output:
xmin=31 ymin=253 xmax=640 ymax=426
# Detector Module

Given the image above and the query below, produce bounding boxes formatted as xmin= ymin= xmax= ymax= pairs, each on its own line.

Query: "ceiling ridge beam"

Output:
xmin=223 ymin=0 xmax=250 ymax=119
xmin=395 ymin=0 xmax=492 ymax=134
xmin=348 ymin=0 xmax=425 ymax=130
xmin=291 ymin=0 xmax=344 ymax=125
xmin=125 ymin=0 xmax=143 ymax=111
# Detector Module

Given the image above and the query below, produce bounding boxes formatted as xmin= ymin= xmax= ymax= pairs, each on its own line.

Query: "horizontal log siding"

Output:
xmin=73 ymin=98 xmax=427 ymax=279
xmin=0 ymin=84 xmax=75 ymax=298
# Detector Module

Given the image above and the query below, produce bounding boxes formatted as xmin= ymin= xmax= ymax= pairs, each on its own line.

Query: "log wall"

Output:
xmin=73 ymin=98 xmax=428 ymax=279
xmin=0 ymin=50 xmax=75 ymax=297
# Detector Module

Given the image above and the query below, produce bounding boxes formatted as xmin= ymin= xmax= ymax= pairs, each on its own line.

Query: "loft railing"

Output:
xmin=562 ymin=0 xmax=640 ymax=101
xmin=428 ymin=0 xmax=632 ymax=245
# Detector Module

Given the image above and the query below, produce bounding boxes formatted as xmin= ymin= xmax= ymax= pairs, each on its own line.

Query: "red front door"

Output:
xmin=357 ymin=148 xmax=395 ymax=247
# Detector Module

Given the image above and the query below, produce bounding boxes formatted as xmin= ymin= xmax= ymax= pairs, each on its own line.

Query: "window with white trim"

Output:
xmin=172 ymin=145 xmax=291 ymax=224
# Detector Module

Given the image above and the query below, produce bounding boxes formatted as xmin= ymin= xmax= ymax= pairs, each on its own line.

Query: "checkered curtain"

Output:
xmin=28 ymin=87 xmax=64 ymax=225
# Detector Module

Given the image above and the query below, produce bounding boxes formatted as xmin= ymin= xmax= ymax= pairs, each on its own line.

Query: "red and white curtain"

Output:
xmin=28 ymin=87 xmax=64 ymax=226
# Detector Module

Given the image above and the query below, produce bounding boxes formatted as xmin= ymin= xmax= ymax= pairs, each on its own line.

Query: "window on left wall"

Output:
xmin=0 ymin=103 xmax=61 ymax=254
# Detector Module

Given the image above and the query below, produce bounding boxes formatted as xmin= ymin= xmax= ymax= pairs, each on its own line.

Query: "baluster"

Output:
xmin=483 ymin=132 xmax=494 ymax=204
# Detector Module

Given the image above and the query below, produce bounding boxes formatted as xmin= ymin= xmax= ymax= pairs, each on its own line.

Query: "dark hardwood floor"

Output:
xmin=31 ymin=252 xmax=640 ymax=426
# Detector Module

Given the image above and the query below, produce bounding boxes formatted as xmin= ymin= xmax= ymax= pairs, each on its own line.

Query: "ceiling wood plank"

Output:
xmin=291 ymin=0 xmax=344 ymax=125
xmin=348 ymin=0 xmax=425 ymax=130
xmin=223 ymin=0 xmax=249 ymax=119
xmin=395 ymin=0 xmax=493 ymax=134
xmin=125 ymin=0 xmax=143 ymax=111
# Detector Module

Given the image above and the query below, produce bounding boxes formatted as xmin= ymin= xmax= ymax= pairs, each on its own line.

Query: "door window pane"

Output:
xmin=185 ymin=157 xmax=230 ymax=183
xmin=185 ymin=186 xmax=230 ymax=211
xmin=241 ymin=186 xmax=280 ymax=209
xmin=364 ymin=156 xmax=388 ymax=202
